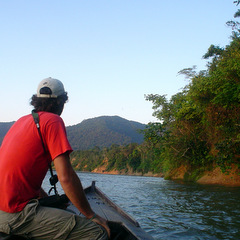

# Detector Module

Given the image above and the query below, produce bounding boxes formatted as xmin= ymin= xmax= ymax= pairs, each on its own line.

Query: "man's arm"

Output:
xmin=54 ymin=153 xmax=94 ymax=217
xmin=53 ymin=153 xmax=110 ymax=236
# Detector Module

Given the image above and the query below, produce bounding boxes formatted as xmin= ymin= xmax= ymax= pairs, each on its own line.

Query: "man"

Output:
xmin=0 ymin=78 xmax=109 ymax=239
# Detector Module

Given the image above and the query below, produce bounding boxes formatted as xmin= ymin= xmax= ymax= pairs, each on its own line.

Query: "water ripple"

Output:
xmin=43 ymin=172 xmax=240 ymax=240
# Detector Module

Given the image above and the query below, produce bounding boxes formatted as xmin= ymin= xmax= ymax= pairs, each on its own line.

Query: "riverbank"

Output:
xmin=91 ymin=165 xmax=164 ymax=177
xmin=91 ymin=163 xmax=240 ymax=186
xmin=165 ymin=164 xmax=240 ymax=187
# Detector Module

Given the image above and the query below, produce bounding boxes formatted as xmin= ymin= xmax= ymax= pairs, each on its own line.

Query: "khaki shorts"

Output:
xmin=0 ymin=200 xmax=107 ymax=240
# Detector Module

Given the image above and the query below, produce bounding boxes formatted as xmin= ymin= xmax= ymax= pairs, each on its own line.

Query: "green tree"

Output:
xmin=144 ymin=9 xmax=240 ymax=173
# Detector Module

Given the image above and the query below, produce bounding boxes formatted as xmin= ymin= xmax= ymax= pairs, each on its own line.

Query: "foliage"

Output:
xmin=234 ymin=0 xmax=240 ymax=6
xmin=69 ymin=9 xmax=240 ymax=176
xmin=144 ymin=10 xmax=240 ymax=174
xmin=70 ymin=146 xmax=104 ymax=171
xmin=70 ymin=140 xmax=164 ymax=174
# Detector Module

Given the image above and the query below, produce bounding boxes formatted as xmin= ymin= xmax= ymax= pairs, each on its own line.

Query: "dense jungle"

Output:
xmin=71 ymin=8 xmax=240 ymax=183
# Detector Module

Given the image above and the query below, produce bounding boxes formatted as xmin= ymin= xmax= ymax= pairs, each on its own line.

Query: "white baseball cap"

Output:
xmin=37 ymin=77 xmax=66 ymax=98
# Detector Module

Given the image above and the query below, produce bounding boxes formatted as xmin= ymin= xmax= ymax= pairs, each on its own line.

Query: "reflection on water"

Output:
xmin=43 ymin=172 xmax=240 ymax=240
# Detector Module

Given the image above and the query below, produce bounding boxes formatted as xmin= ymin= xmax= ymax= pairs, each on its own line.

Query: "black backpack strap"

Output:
xmin=32 ymin=110 xmax=46 ymax=152
xmin=31 ymin=110 xmax=58 ymax=195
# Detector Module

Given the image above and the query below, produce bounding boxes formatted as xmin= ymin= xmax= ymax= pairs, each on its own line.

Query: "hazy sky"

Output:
xmin=0 ymin=1 xmax=237 ymax=126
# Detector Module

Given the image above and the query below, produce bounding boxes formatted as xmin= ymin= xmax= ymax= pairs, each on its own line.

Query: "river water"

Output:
xmin=42 ymin=172 xmax=240 ymax=240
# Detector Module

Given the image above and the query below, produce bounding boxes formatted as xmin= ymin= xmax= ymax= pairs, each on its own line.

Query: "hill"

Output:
xmin=0 ymin=116 xmax=145 ymax=150
xmin=66 ymin=116 xmax=145 ymax=150
xmin=0 ymin=122 xmax=15 ymax=145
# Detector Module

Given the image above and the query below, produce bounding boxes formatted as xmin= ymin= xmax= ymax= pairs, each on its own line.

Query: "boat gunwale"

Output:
xmin=84 ymin=181 xmax=140 ymax=227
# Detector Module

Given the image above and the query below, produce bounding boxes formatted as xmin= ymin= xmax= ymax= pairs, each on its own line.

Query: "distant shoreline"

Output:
xmin=80 ymin=164 xmax=240 ymax=187
xmin=165 ymin=164 xmax=240 ymax=187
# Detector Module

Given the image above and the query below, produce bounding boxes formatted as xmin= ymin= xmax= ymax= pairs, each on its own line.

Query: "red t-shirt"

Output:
xmin=0 ymin=112 xmax=73 ymax=213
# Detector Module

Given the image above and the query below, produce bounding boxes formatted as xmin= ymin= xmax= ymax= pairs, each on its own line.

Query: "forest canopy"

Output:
xmin=143 ymin=8 xmax=240 ymax=174
xmin=71 ymin=7 xmax=240 ymax=177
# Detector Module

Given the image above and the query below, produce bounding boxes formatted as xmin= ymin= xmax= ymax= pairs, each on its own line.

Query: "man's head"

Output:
xmin=31 ymin=77 xmax=68 ymax=116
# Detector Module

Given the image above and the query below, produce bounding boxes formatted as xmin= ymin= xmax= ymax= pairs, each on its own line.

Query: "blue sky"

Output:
xmin=0 ymin=1 xmax=237 ymax=126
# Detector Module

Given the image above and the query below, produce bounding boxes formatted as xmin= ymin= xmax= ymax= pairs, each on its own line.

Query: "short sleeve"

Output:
xmin=42 ymin=114 xmax=73 ymax=160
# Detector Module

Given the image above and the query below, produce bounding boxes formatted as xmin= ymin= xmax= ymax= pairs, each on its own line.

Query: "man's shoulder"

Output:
xmin=39 ymin=111 xmax=62 ymax=121
xmin=38 ymin=112 xmax=65 ymax=130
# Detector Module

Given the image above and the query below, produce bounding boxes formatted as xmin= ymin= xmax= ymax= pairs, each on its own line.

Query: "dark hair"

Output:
xmin=30 ymin=93 xmax=68 ymax=115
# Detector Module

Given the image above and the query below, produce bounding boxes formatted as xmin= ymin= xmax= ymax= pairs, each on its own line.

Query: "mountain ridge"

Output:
xmin=0 ymin=122 xmax=15 ymax=144
xmin=66 ymin=115 xmax=145 ymax=150
xmin=0 ymin=116 xmax=145 ymax=150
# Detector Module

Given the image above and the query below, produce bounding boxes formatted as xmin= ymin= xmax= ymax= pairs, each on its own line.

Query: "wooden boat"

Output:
xmin=76 ymin=181 xmax=154 ymax=240
xmin=0 ymin=181 xmax=154 ymax=240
